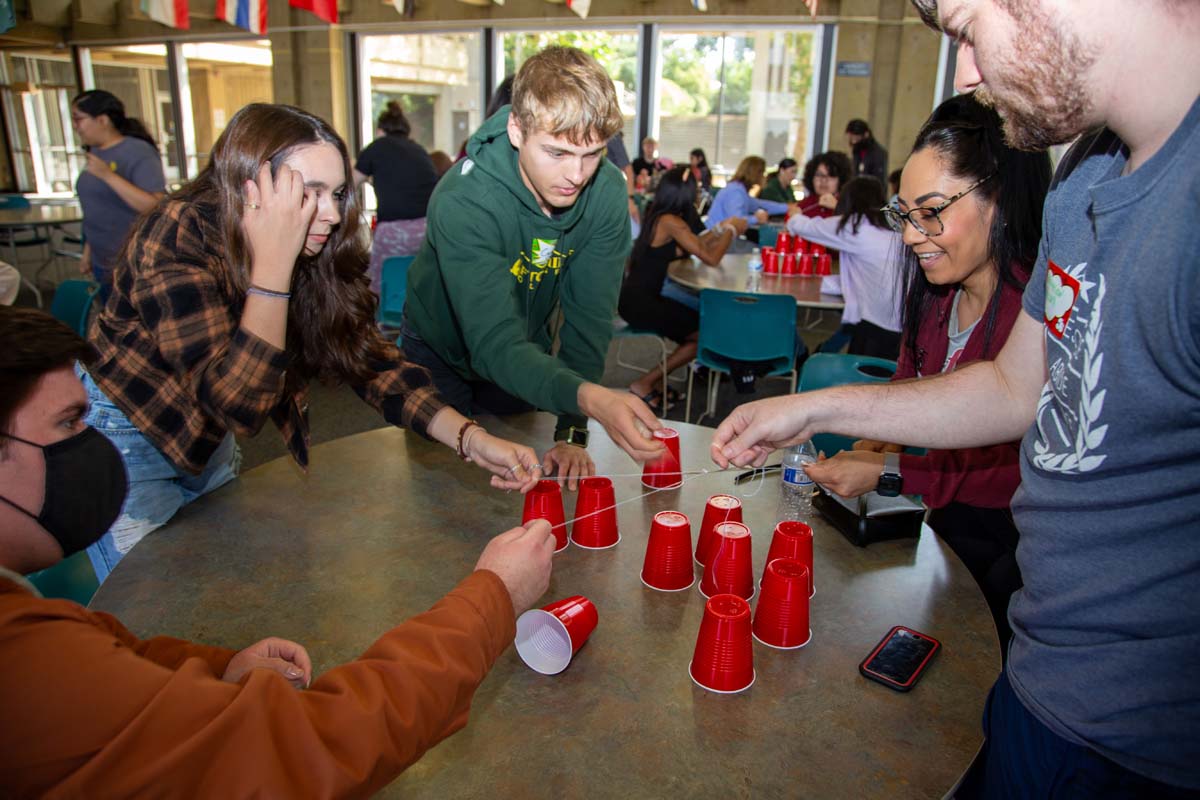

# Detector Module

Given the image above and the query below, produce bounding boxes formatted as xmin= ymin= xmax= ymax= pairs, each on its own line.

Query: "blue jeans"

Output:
xmin=80 ymin=368 xmax=241 ymax=582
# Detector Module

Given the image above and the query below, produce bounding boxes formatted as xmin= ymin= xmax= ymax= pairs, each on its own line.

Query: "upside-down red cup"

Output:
xmin=695 ymin=494 xmax=744 ymax=566
xmin=642 ymin=428 xmax=682 ymax=489
xmin=514 ymin=595 xmax=598 ymax=675
xmin=762 ymin=247 xmax=779 ymax=274
xmin=699 ymin=521 xmax=754 ymax=601
xmin=570 ymin=477 xmax=620 ymax=550
xmin=780 ymin=252 xmax=798 ymax=277
xmin=522 ymin=479 xmax=568 ymax=553
xmin=761 ymin=520 xmax=815 ymax=597
xmin=816 ymin=253 xmax=833 ymax=276
xmin=791 ymin=236 xmax=809 ymax=255
xmin=809 ymin=242 xmax=827 ymax=257
xmin=641 ymin=510 xmax=695 ymax=591
xmin=752 ymin=558 xmax=813 ymax=650
xmin=690 ymin=593 xmax=755 ymax=693
xmin=775 ymin=231 xmax=791 ymax=254
xmin=798 ymin=253 xmax=814 ymax=276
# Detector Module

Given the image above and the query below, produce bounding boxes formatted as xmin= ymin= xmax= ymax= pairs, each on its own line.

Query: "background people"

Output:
xmin=71 ymin=90 xmax=166 ymax=304
xmin=759 ymin=158 xmax=799 ymax=204
xmin=845 ymin=118 xmax=888 ymax=185
xmin=797 ymin=151 xmax=853 ymax=218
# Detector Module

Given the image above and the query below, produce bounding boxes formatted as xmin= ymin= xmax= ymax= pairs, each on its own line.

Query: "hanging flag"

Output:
xmin=0 ymin=0 xmax=16 ymax=34
xmin=692 ymin=0 xmax=707 ymax=10
xmin=289 ymin=0 xmax=338 ymax=24
xmin=140 ymin=0 xmax=190 ymax=28
xmin=566 ymin=0 xmax=589 ymax=17
xmin=215 ymin=0 xmax=267 ymax=34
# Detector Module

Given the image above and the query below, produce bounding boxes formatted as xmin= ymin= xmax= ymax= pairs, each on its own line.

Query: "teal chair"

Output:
xmin=378 ymin=255 xmax=414 ymax=329
xmin=49 ymin=278 xmax=99 ymax=336
xmin=799 ymin=353 xmax=898 ymax=456
xmin=685 ymin=289 xmax=801 ymax=424
xmin=758 ymin=223 xmax=782 ymax=249
xmin=27 ymin=551 xmax=100 ymax=606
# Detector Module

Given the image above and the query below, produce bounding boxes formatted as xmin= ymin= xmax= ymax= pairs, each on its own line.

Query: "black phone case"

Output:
xmin=858 ymin=625 xmax=940 ymax=692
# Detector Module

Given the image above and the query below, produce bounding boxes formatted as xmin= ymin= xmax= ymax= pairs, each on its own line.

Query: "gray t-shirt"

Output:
xmin=76 ymin=137 xmax=166 ymax=277
xmin=1012 ymin=96 xmax=1200 ymax=789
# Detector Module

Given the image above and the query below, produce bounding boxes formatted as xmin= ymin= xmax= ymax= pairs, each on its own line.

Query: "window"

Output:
xmin=654 ymin=28 xmax=821 ymax=185
xmin=0 ymin=50 xmax=79 ymax=193
xmin=181 ymin=40 xmax=273 ymax=175
xmin=86 ymin=45 xmax=175 ymax=181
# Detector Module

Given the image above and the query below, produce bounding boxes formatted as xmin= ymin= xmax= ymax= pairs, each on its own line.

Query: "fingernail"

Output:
xmin=286 ymin=667 xmax=302 ymax=677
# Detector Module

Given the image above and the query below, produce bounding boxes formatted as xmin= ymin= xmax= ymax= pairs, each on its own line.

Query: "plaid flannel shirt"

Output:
xmin=89 ymin=199 xmax=446 ymax=475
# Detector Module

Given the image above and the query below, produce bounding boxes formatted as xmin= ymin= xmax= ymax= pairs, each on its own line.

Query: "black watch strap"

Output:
xmin=554 ymin=425 xmax=589 ymax=448
xmin=876 ymin=452 xmax=902 ymax=497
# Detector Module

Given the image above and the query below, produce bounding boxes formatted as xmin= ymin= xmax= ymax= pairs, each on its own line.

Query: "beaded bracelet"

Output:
xmin=457 ymin=419 xmax=482 ymax=460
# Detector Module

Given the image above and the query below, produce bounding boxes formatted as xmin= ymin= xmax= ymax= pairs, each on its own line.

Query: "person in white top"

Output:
xmin=787 ymin=177 xmax=903 ymax=358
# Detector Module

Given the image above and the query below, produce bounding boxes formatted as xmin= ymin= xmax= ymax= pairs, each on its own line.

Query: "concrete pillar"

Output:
xmin=270 ymin=27 xmax=349 ymax=139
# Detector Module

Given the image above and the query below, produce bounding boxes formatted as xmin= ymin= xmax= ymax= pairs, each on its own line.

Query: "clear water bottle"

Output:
xmin=778 ymin=440 xmax=817 ymax=520
xmin=747 ymin=247 xmax=763 ymax=293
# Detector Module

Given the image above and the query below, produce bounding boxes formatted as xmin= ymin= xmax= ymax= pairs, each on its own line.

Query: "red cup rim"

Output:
xmin=570 ymin=532 xmax=621 ymax=550
xmin=752 ymin=628 xmax=813 ymax=651
xmin=514 ymin=609 xmax=574 ymax=675
xmin=640 ymin=571 xmax=696 ymax=592
xmin=688 ymin=661 xmax=756 ymax=694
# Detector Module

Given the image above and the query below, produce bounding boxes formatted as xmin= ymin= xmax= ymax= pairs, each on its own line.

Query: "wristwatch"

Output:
xmin=554 ymin=425 xmax=589 ymax=448
xmin=876 ymin=452 xmax=902 ymax=497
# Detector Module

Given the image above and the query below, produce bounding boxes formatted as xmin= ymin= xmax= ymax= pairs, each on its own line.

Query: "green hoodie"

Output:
xmin=405 ymin=107 xmax=631 ymax=431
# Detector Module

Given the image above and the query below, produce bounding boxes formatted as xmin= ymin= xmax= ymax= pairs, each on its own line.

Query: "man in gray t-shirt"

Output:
xmin=710 ymin=0 xmax=1200 ymax=794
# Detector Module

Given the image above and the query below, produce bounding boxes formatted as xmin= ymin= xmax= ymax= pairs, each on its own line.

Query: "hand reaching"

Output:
xmin=223 ymin=637 xmax=313 ymax=689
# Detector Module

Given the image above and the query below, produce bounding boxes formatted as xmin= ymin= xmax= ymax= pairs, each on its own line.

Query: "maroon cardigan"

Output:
xmin=894 ymin=272 xmax=1027 ymax=508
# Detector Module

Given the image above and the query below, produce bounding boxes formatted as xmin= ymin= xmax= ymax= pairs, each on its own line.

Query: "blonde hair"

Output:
xmin=731 ymin=156 xmax=767 ymax=188
xmin=511 ymin=46 xmax=623 ymax=145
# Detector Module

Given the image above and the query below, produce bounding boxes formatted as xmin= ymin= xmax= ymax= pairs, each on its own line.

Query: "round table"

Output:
xmin=91 ymin=415 xmax=999 ymax=798
xmin=668 ymin=253 xmax=846 ymax=310
xmin=0 ymin=201 xmax=84 ymax=307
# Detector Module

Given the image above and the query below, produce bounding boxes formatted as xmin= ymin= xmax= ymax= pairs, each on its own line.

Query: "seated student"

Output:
xmin=805 ymin=93 xmax=1052 ymax=649
xmin=758 ymin=158 xmax=799 ymax=204
xmin=788 ymin=177 xmax=904 ymax=359
xmin=632 ymin=136 xmax=659 ymax=186
xmin=618 ymin=166 xmax=747 ymax=410
xmin=83 ymin=103 xmax=540 ymax=582
xmin=403 ymin=47 xmax=662 ymax=491
xmin=0 ymin=307 xmax=555 ymax=796
xmin=796 ymin=151 xmax=853 ymax=218
xmin=688 ymin=148 xmax=712 ymax=192
xmin=705 ymin=156 xmax=796 ymax=249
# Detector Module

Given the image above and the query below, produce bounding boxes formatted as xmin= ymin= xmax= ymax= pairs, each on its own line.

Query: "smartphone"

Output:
xmin=859 ymin=626 xmax=940 ymax=692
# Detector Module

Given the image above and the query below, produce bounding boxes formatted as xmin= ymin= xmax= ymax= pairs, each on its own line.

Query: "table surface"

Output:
xmin=0 ymin=202 xmax=82 ymax=228
xmin=668 ymin=252 xmax=846 ymax=310
xmin=91 ymin=415 xmax=999 ymax=799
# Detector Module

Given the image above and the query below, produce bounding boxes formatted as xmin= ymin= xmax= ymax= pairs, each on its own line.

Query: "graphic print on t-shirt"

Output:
xmin=1032 ymin=260 xmax=1108 ymax=473
xmin=509 ymin=237 xmax=573 ymax=290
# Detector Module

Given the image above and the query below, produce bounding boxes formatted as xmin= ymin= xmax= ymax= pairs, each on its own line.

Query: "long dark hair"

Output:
xmin=72 ymin=90 xmax=156 ymax=148
xmin=690 ymin=148 xmax=709 ymax=168
xmin=632 ymin=166 xmax=701 ymax=265
xmin=900 ymin=92 xmax=1051 ymax=359
xmin=834 ymin=176 xmax=888 ymax=236
xmin=802 ymin=151 xmax=852 ymax=196
xmin=167 ymin=103 xmax=386 ymax=389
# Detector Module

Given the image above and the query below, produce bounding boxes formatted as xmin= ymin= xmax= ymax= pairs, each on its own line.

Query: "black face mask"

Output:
xmin=0 ymin=428 xmax=128 ymax=557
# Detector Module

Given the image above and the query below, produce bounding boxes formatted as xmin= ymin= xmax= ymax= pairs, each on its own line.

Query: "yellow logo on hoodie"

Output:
xmin=509 ymin=237 xmax=574 ymax=289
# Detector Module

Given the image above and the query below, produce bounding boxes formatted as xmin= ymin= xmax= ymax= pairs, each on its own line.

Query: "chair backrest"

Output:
xmin=27 ymin=552 xmax=100 ymax=606
xmin=0 ymin=195 xmax=31 ymax=210
xmin=799 ymin=353 xmax=897 ymax=456
xmin=697 ymin=289 xmax=797 ymax=374
xmin=758 ymin=224 xmax=782 ymax=249
xmin=49 ymin=279 xmax=98 ymax=337
xmin=378 ymin=255 xmax=414 ymax=327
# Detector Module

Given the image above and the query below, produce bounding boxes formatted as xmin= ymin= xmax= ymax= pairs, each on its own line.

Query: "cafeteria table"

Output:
xmin=667 ymin=252 xmax=846 ymax=311
xmin=0 ymin=202 xmax=83 ymax=307
xmin=91 ymin=414 xmax=1000 ymax=799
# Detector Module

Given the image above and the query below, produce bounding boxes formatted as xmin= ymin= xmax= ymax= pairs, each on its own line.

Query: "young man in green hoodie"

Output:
xmin=403 ymin=46 xmax=662 ymax=487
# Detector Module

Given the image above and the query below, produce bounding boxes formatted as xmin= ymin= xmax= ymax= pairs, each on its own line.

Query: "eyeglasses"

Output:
xmin=881 ymin=173 xmax=995 ymax=236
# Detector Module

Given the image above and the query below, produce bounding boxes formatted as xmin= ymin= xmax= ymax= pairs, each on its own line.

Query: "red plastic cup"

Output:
xmin=775 ymin=231 xmax=791 ymax=254
xmin=797 ymin=253 xmax=814 ymax=276
xmin=791 ymin=236 xmax=809 ymax=255
xmin=522 ymin=479 xmax=568 ymax=553
xmin=752 ymin=558 xmax=813 ymax=650
xmin=641 ymin=510 xmax=695 ymax=591
xmin=690 ymin=593 xmax=755 ymax=693
xmin=762 ymin=247 xmax=779 ymax=274
xmin=695 ymin=494 xmax=744 ymax=566
xmin=699 ymin=521 xmax=754 ymax=601
xmin=570 ymin=477 xmax=620 ymax=550
xmin=809 ymin=242 xmax=827 ymax=257
xmin=642 ymin=427 xmax=682 ymax=489
xmin=780 ymin=252 xmax=798 ymax=277
xmin=514 ymin=595 xmax=598 ymax=675
xmin=816 ymin=253 xmax=833 ymax=276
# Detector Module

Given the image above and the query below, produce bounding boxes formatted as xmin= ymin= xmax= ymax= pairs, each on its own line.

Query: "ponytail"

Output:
xmin=72 ymin=89 xmax=157 ymax=149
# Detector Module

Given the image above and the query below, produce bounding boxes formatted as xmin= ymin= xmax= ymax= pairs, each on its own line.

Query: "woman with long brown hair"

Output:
xmin=82 ymin=103 xmax=539 ymax=581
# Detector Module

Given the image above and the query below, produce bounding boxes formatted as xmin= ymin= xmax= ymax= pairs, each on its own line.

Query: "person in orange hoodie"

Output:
xmin=0 ymin=307 xmax=555 ymax=797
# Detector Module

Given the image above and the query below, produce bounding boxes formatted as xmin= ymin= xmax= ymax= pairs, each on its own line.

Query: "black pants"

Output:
xmin=928 ymin=503 xmax=1022 ymax=655
xmin=398 ymin=319 xmax=534 ymax=418
xmin=847 ymin=320 xmax=901 ymax=360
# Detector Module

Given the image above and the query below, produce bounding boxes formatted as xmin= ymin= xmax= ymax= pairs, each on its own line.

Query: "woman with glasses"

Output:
xmin=786 ymin=176 xmax=904 ymax=358
xmin=805 ymin=92 xmax=1052 ymax=652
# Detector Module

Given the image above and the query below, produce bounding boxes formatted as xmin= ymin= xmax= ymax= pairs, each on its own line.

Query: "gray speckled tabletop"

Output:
xmin=92 ymin=414 xmax=999 ymax=799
